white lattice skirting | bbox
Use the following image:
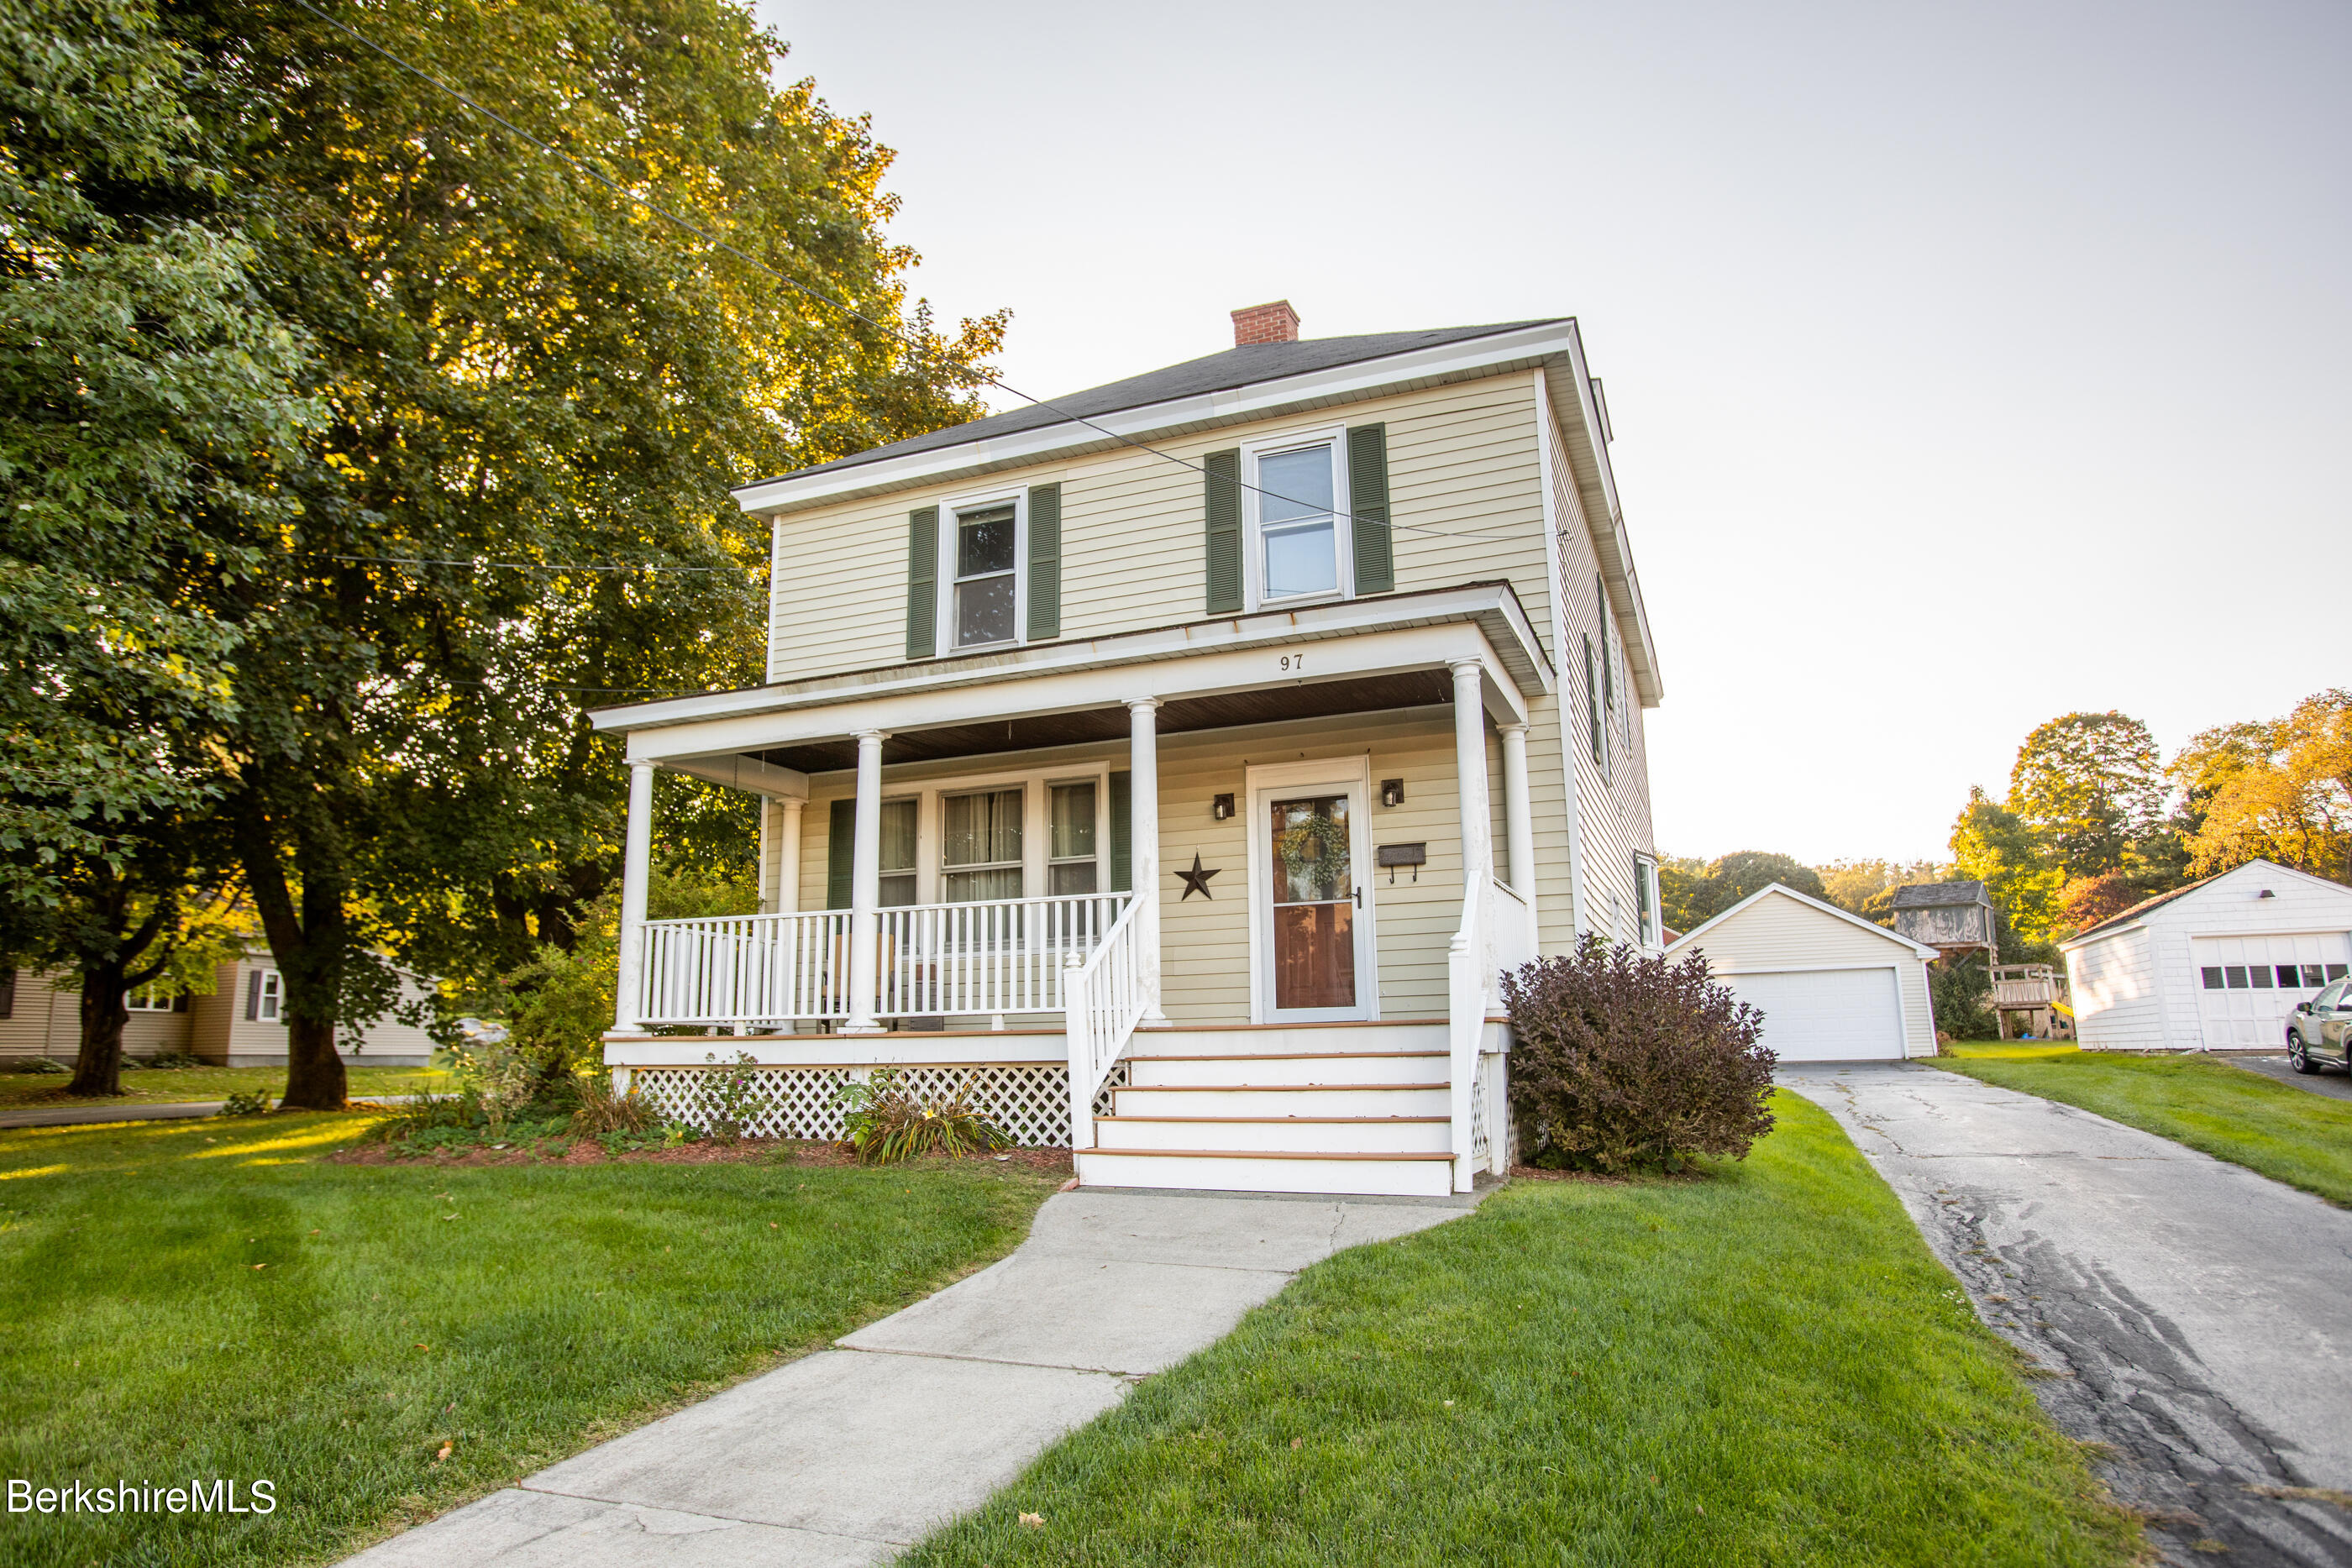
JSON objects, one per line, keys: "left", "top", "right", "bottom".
{"left": 628, "top": 1061, "right": 1130, "bottom": 1148}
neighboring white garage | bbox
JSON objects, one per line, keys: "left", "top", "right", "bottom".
{"left": 1666, "top": 884, "right": 1940, "bottom": 1061}
{"left": 2061, "top": 859, "right": 2352, "bottom": 1052}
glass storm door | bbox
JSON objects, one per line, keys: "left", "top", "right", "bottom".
{"left": 1266, "top": 792, "right": 1365, "bottom": 1019}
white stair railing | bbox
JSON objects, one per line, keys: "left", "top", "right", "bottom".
{"left": 1446, "top": 878, "right": 1485, "bottom": 1193}
{"left": 1064, "top": 894, "right": 1147, "bottom": 1151}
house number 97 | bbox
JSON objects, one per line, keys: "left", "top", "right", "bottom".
{"left": 1280, "top": 653, "right": 1305, "bottom": 672}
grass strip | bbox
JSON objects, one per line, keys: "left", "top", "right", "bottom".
{"left": 905, "top": 1091, "right": 2139, "bottom": 1567}
{"left": 0, "top": 1065, "right": 452, "bottom": 1111}
{"left": 0, "top": 1114, "right": 1058, "bottom": 1566}
{"left": 1934, "top": 1044, "right": 2352, "bottom": 1208}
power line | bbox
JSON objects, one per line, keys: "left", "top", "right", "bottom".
{"left": 282, "top": 0, "right": 1523, "bottom": 548}
{"left": 325, "top": 554, "right": 723, "bottom": 574}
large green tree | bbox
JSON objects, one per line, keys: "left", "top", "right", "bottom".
{"left": 1949, "top": 786, "right": 2064, "bottom": 952}
{"left": 2007, "top": 711, "right": 2167, "bottom": 883}
{"left": 174, "top": 0, "right": 1001, "bottom": 1107}
{"left": 2182, "top": 690, "right": 2352, "bottom": 882}
{"left": 0, "top": 0, "right": 313, "bottom": 1091}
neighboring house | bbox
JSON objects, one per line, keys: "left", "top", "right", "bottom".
{"left": 2061, "top": 860, "right": 2352, "bottom": 1051}
{"left": 590, "top": 303, "right": 1665, "bottom": 1195}
{"left": 0, "top": 949, "right": 437, "bottom": 1068}
{"left": 1666, "top": 884, "right": 1940, "bottom": 1061}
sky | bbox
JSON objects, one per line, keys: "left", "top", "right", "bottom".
{"left": 752, "top": 0, "right": 2350, "bottom": 864}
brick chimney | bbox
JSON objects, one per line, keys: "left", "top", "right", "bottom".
{"left": 1231, "top": 300, "right": 1300, "bottom": 347}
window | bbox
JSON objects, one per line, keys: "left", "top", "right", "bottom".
{"left": 950, "top": 503, "right": 1018, "bottom": 648}
{"left": 2223, "top": 965, "right": 2248, "bottom": 989}
{"left": 1583, "top": 634, "right": 1609, "bottom": 779}
{"left": 942, "top": 788, "right": 1023, "bottom": 902}
{"left": 0, "top": 967, "right": 14, "bottom": 1020}
{"left": 1635, "top": 855, "right": 1657, "bottom": 947}
{"left": 1048, "top": 781, "right": 1098, "bottom": 895}
{"left": 2249, "top": 965, "right": 2274, "bottom": 989}
{"left": 2318, "top": 981, "right": 2349, "bottom": 1011}
{"left": 248, "top": 968, "right": 283, "bottom": 1023}
{"left": 2305, "top": 963, "right": 2328, "bottom": 988}
{"left": 2201, "top": 967, "right": 2225, "bottom": 989}
{"left": 1243, "top": 431, "right": 1350, "bottom": 609}
{"left": 879, "top": 799, "right": 919, "bottom": 907}
{"left": 2330, "top": 964, "right": 2349, "bottom": 982}
{"left": 126, "top": 986, "right": 185, "bottom": 1013}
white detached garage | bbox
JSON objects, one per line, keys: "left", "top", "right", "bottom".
{"left": 1667, "top": 884, "right": 1940, "bottom": 1061}
{"left": 2061, "top": 859, "right": 2352, "bottom": 1051}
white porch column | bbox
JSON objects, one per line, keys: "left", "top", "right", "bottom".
{"left": 1451, "top": 662, "right": 1493, "bottom": 885}
{"left": 775, "top": 797, "right": 804, "bottom": 914}
{"left": 613, "top": 760, "right": 656, "bottom": 1032}
{"left": 1499, "top": 721, "right": 1536, "bottom": 916}
{"left": 843, "top": 730, "right": 887, "bottom": 1034}
{"left": 1127, "top": 698, "right": 1165, "bottom": 1023}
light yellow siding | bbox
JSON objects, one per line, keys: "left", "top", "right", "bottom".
{"left": 791, "top": 707, "right": 1486, "bottom": 1027}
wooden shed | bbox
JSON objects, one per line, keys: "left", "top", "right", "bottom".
{"left": 1667, "top": 884, "right": 1941, "bottom": 1061}
{"left": 1890, "top": 881, "right": 1998, "bottom": 962}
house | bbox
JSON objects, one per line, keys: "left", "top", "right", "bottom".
{"left": 587, "top": 304, "right": 1665, "bottom": 1195}
{"left": 1665, "top": 884, "right": 1940, "bottom": 1060}
{"left": 0, "top": 949, "right": 437, "bottom": 1068}
{"left": 2060, "top": 860, "right": 2352, "bottom": 1051}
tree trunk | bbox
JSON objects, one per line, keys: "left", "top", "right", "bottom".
{"left": 235, "top": 790, "right": 349, "bottom": 1111}
{"left": 281, "top": 1010, "right": 345, "bottom": 1109}
{"left": 67, "top": 960, "right": 132, "bottom": 1097}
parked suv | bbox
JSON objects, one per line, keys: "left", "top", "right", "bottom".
{"left": 2286, "top": 980, "right": 2352, "bottom": 1073}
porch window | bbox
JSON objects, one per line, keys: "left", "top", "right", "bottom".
{"left": 942, "top": 787, "right": 1023, "bottom": 902}
{"left": 1252, "top": 441, "right": 1341, "bottom": 602}
{"left": 1048, "top": 781, "right": 1099, "bottom": 895}
{"left": 879, "top": 798, "right": 919, "bottom": 907}
{"left": 952, "top": 504, "right": 1018, "bottom": 648}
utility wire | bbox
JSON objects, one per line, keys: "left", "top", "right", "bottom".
{"left": 325, "top": 554, "right": 723, "bottom": 574}
{"left": 284, "top": 0, "right": 1525, "bottom": 548}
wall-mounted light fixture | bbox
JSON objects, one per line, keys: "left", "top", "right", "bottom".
{"left": 1210, "top": 793, "right": 1235, "bottom": 821}
{"left": 1380, "top": 779, "right": 1404, "bottom": 808}
{"left": 2257, "top": 888, "right": 2276, "bottom": 899}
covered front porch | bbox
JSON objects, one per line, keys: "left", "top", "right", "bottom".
{"left": 591, "top": 584, "right": 1551, "bottom": 1193}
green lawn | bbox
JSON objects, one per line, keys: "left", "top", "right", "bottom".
{"left": 905, "top": 1092, "right": 2140, "bottom": 1568}
{"left": 0, "top": 1064, "right": 450, "bottom": 1111}
{"left": 0, "top": 1114, "right": 1059, "bottom": 1567}
{"left": 1935, "top": 1044, "right": 2352, "bottom": 1208}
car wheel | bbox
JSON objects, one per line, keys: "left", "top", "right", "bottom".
{"left": 2287, "top": 1035, "right": 2316, "bottom": 1074}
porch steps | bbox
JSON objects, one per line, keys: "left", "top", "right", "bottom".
{"left": 1076, "top": 1023, "right": 1463, "bottom": 1198}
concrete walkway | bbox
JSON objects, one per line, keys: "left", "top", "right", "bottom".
{"left": 2229, "top": 1054, "right": 2352, "bottom": 1104}
{"left": 342, "top": 1187, "right": 1476, "bottom": 1567}
{"left": 1780, "top": 1064, "right": 2352, "bottom": 1568}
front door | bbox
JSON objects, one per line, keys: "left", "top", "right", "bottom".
{"left": 1252, "top": 773, "right": 1376, "bottom": 1023}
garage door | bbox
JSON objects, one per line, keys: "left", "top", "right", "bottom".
{"left": 2192, "top": 933, "right": 2352, "bottom": 1050}
{"left": 1724, "top": 967, "right": 1905, "bottom": 1062}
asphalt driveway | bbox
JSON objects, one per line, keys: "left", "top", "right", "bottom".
{"left": 2229, "top": 1054, "right": 2352, "bottom": 1104}
{"left": 1780, "top": 1063, "right": 2352, "bottom": 1568}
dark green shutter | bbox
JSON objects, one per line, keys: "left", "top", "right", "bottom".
{"left": 1346, "top": 424, "right": 1394, "bottom": 594}
{"left": 1026, "top": 484, "right": 1061, "bottom": 641}
{"left": 826, "top": 799, "right": 855, "bottom": 910}
{"left": 1583, "top": 635, "right": 1604, "bottom": 768}
{"left": 1203, "top": 449, "right": 1242, "bottom": 614}
{"left": 1108, "top": 770, "right": 1132, "bottom": 892}
{"left": 905, "top": 506, "right": 938, "bottom": 659}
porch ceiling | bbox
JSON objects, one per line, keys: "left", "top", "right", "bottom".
{"left": 741, "top": 669, "right": 1453, "bottom": 774}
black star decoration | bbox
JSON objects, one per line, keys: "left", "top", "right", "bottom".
{"left": 1175, "top": 851, "right": 1221, "bottom": 900}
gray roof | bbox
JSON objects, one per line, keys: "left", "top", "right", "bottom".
{"left": 748, "top": 320, "right": 1565, "bottom": 489}
{"left": 1889, "top": 880, "right": 1989, "bottom": 909}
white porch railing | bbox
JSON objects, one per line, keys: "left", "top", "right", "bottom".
{"left": 1063, "top": 894, "right": 1148, "bottom": 1151}
{"left": 633, "top": 893, "right": 1131, "bottom": 1028}
{"left": 638, "top": 910, "right": 853, "bottom": 1025}
{"left": 879, "top": 894, "right": 1130, "bottom": 1019}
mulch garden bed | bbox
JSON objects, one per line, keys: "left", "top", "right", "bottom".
{"left": 329, "top": 1136, "right": 1075, "bottom": 1173}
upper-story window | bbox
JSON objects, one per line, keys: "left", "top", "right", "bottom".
{"left": 950, "top": 503, "right": 1019, "bottom": 648}
{"left": 1244, "top": 428, "right": 1351, "bottom": 610}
